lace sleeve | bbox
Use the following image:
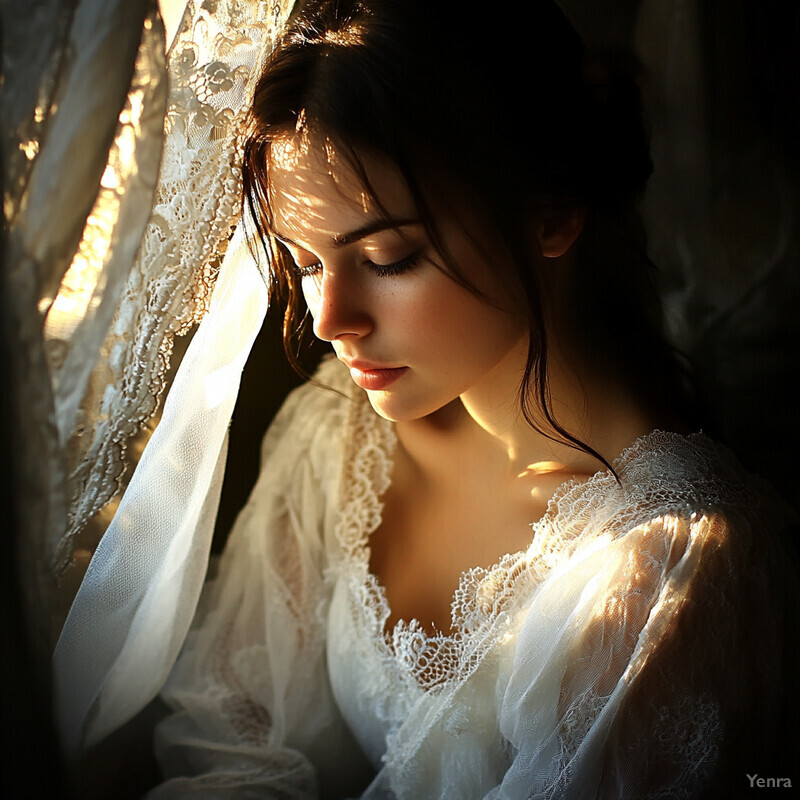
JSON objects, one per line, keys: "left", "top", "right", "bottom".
{"left": 148, "top": 360, "right": 373, "bottom": 799}
{"left": 493, "top": 502, "right": 791, "bottom": 799}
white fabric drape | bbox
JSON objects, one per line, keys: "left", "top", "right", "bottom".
{"left": 2, "top": 0, "right": 166, "bottom": 664}
{"left": 0, "top": 0, "right": 292, "bottom": 759}
{"left": 54, "top": 221, "right": 269, "bottom": 755}
{"left": 61, "top": 0, "right": 295, "bottom": 581}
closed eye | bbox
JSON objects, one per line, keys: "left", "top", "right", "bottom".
{"left": 293, "top": 251, "right": 422, "bottom": 280}
{"left": 365, "top": 252, "right": 421, "bottom": 277}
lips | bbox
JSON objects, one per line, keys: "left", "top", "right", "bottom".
{"left": 342, "top": 359, "right": 409, "bottom": 391}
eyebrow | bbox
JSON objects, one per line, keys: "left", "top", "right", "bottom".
{"left": 272, "top": 217, "right": 420, "bottom": 249}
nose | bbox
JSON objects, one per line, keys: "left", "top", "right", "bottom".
{"left": 309, "top": 267, "right": 373, "bottom": 342}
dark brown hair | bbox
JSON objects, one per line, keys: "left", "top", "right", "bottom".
{"left": 242, "top": 0, "right": 693, "bottom": 467}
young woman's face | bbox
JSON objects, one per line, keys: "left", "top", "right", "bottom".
{"left": 267, "top": 135, "right": 527, "bottom": 422}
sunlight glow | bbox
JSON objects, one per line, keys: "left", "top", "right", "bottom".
{"left": 44, "top": 83, "right": 146, "bottom": 341}
{"left": 20, "top": 139, "right": 39, "bottom": 160}
{"left": 321, "top": 24, "right": 365, "bottom": 48}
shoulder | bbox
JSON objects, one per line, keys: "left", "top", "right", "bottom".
{"left": 604, "top": 430, "right": 769, "bottom": 519}
{"left": 216, "top": 357, "right": 356, "bottom": 570}
{"left": 238, "top": 356, "right": 359, "bottom": 514}
{"left": 613, "top": 430, "right": 799, "bottom": 550}
{"left": 614, "top": 431, "right": 761, "bottom": 518}
{"left": 530, "top": 432, "right": 799, "bottom": 786}
{"left": 537, "top": 430, "right": 790, "bottom": 566}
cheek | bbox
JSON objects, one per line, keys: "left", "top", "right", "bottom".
{"left": 413, "top": 278, "right": 523, "bottom": 362}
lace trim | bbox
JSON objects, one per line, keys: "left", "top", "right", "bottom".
{"left": 335, "top": 384, "right": 396, "bottom": 561}
{"left": 334, "top": 393, "right": 547, "bottom": 690}
{"left": 334, "top": 393, "right": 752, "bottom": 691}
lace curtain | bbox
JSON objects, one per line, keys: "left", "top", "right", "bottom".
{"left": 63, "top": 0, "right": 295, "bottom": 599}
{"left": 2, "top": 0, "right": 294, "bottom": 765}
{"left": 3, "top": 0, "right": 167, "bottom": 665}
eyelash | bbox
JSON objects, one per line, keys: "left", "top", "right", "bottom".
{"left": 293, "top": 253, "right": 420, "bottom": 280}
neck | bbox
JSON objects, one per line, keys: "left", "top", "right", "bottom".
{"left": 457, "top": 336, "right": 588, "bottom": 475}
{"left": 408, "top": 334, "right": 659, "bottom": 480}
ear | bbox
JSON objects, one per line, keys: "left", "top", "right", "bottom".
{"left": 538, "top": 209, "right": 586, "bottom": 258}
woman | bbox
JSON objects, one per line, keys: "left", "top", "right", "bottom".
{"left": 147, "top": 1, "right": 797, "bottom": 797}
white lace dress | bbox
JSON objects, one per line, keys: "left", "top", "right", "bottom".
{"left": 148, "top": 357, "right": 794, "bottom": 799}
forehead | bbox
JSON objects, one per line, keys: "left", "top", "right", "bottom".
{"left": 267, "top": 134, "right": 416, "bottom": 243}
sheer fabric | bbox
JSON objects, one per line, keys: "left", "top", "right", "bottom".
{"left": 150, "top": 358, "right": 794, "bottom": 798}
{"left": 54, "top": 222, "right": 269, "bottom": 754}
{"left": 2, "top": 0, "right": 293, "bottom": 648}
{"left": 63, "top": 0, "right": 295, "bottom": 571}
{"left": 44, "top": 0, "right": 295, "bottom": 756}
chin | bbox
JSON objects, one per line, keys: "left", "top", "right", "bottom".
{"left": 365, "top": 391, "right": 445, "bottom": 424}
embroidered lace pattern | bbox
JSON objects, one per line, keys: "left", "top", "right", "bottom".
{"left": 3, "top": 1, "right": 169, "bottom": 636}
{"left": 148, "top": 364, "right": 786, "bottom": 798}
{"left": 62, "top": 0, "right": 295, "bottom": 569}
